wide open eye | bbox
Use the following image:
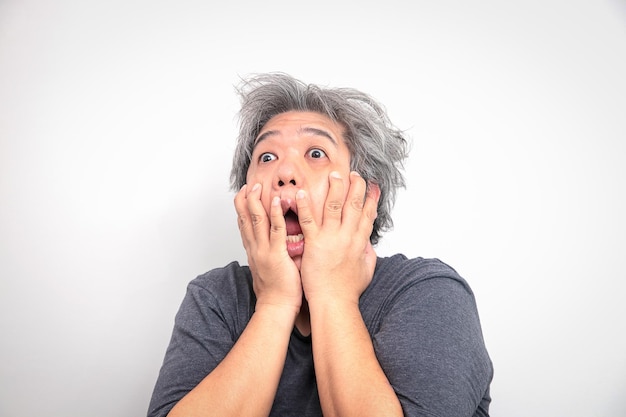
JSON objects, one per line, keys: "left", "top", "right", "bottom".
{"left": 307, "top": 148, "right": 327, "bottom": 159}
{"left": 259, "top": 152, "right": 277, "bottom": 163}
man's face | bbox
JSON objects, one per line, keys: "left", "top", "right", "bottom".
{"left": 246, "top": 111, "right": 352, "bottom": 264}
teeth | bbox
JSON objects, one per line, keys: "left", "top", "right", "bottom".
{"left": 286, "top": 234, "right": 304, "bottom": 243}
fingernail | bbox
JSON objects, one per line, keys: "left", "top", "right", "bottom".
{"left": 272, "top": 196, "right": 280, "bottom": 206}
{"left": 296, "top": 189, "right": 306, "bottom": 199}
{"left": 330, "top": 171, "right": 341, "bottom": 179}
{"left": 351, "top": 171, "right": 361, "bottom": 177}
{"left": 252, "top": 183, "right": 261, "bottom": 192}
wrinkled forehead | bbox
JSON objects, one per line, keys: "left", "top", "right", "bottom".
{"left": 254, "top": 126, "right": 339, "bottom": 149}
{"left": 252, "top": 111, "right": 348, "bottom": 149}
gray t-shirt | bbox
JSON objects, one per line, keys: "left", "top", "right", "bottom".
{"left": 148, "top": 254, "right": 493, "bottom": 417}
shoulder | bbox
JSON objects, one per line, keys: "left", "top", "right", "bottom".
{"left": 188, "top": 261, "right": 253, "bottom": 297}
{"left": 177, "top": 261, "right": 255, "bottom": 325}
{"left": 370, "top": 253, "right": 473, "bottom": 295}
{"left": 367, "top": 255, "right": 493, "bottom": 416}
{"left": 361, "top": 254, "right": 478, "bottom": 332}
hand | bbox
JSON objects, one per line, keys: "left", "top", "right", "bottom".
{"left": 296, "top": 171, "right": 380, "bottom": 305}
{"left": 234, "top": 183, "right": 302, "bottom": 312}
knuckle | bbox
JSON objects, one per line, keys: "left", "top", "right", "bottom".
{"left": 350, "top": 196, "right": 364, "bottom": 211}
{"left": 270, "top": 223, "right": 283, "bottom": 234}
{"left": 299, "top": 214, "right": 315, "bottom": 226}
{"left": 237, "top": 214, "right": 247, "bottom": 230}
{"left": 326, "top": 200, "right": 343, "bottom": 212}
{"left": 368, "top": 207, "right": 378, "bottom": 221}
{"left": 250, "top": 213, "right": 264, "bottom": 226}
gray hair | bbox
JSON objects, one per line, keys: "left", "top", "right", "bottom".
{"left": 230, "top": 73, "right": 409, "bottom": 245}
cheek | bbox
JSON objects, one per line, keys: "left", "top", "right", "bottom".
{"left": 316, "top": 179, "right": 350, "bottom": 220}
{"left": 245, "top": 166, "right": 255, "bottom": 185}
{"left": 245, "top": 167, "right": 268, "bottom": 189}
{"left": 308, "top": 183, "right": 331, "bottom": 222}
{"left": 245, "top": 170, "right": 273, "bottom": 213}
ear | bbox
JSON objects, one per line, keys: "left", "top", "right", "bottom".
{"left": 367, "top": 182, "right": 381, "bottom": 203}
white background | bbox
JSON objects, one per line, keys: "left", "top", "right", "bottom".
{"left": 1, "top": 1, "right": 625, "bottom": 416}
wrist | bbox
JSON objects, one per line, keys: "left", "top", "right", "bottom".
{"left": 306, "top": 293, "right": 361, "bottom": 317}
{"left": 305, "top": 284, "right": 361, "bottom": 306}
{"left": 254, "top": 301, "right": 300, "bottom": 331}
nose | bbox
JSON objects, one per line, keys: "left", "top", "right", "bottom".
{"left": 275, "top": 156, "right": 300, "bottom": 188}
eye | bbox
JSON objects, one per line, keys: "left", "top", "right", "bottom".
{"left": 307, "top": 148, "right": 327, "bottom": 159}
{"left": 259, "top": 152, "right": 277, "bottom": 163}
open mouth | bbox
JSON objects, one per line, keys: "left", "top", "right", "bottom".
{"left": 284, "top": 209, "right": 304, "bottom": 242}
{"left": 279, "top": 198, "right": 304, "bottom": 258}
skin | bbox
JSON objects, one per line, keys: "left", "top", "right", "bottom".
{"left": 168, "top": 111, "right": 403, "bottom": 417}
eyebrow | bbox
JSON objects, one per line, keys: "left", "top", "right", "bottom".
{"left": 254, "top": 127, "right": 338, "bottom": 147}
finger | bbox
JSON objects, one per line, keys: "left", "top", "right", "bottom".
{"left": 323, "top": 170, "right": 345, "bottom": 228}
{"left": 365, "top": 183, "right": 381, "bottom": 220}
{"left": 342, "top": 171, "right": 368, "bottom": 228}
{"left": 246, "top": 183, "right": 270, "bottom": 244}
{"left": 234, "top": 184, "right": 253, "bottom": 248}
{"left": 358, "top": 183, "right": 381, "bottom": 239}
{"left": 295, "top": 189, "right": 317, "bottom": 238}
{"left": 269, "top": 195, "right": 287, "bottom": 248}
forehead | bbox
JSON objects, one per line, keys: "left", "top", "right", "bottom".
{"left": 255, "top": 111, "right": 346, "bottom": 145}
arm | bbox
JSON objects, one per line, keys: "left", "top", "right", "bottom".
{"left": 372, "top": 271, "right": 493, "bottom": 417}
{"left": 161, "top": 183, "right": 303, "bottom": 417}
{"left": 308, "top": 297, "right": 402, "bottom": 417}
{"left": 167, "top": 303, "right": 297, "bottom": 417}
{"left": 297, "top": 171, "right": 404, "bottom": 417}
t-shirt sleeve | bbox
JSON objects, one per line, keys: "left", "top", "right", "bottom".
{"left": 147, "top": 280, "right": 241, "bottom": 417}
{"left": 372, "top": 275, "right": 492, "bottom": 417}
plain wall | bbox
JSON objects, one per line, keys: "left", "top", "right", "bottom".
{"left": 1, "top": 0, "right": 625, "bottom": 416}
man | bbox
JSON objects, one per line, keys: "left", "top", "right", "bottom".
{"left": 148, "top": 73, "right": 493, "bottom": 417}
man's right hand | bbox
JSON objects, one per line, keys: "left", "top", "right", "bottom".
{"left": 234, "top": 183, "right": 303, "bottom": 313}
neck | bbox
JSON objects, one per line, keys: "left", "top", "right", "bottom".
{"left": 295, "top": 300, "right": 311, "bottom": 336}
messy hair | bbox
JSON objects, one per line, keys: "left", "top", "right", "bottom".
{"left": 230, "top": 73, "right": 409, "bottom": 245}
